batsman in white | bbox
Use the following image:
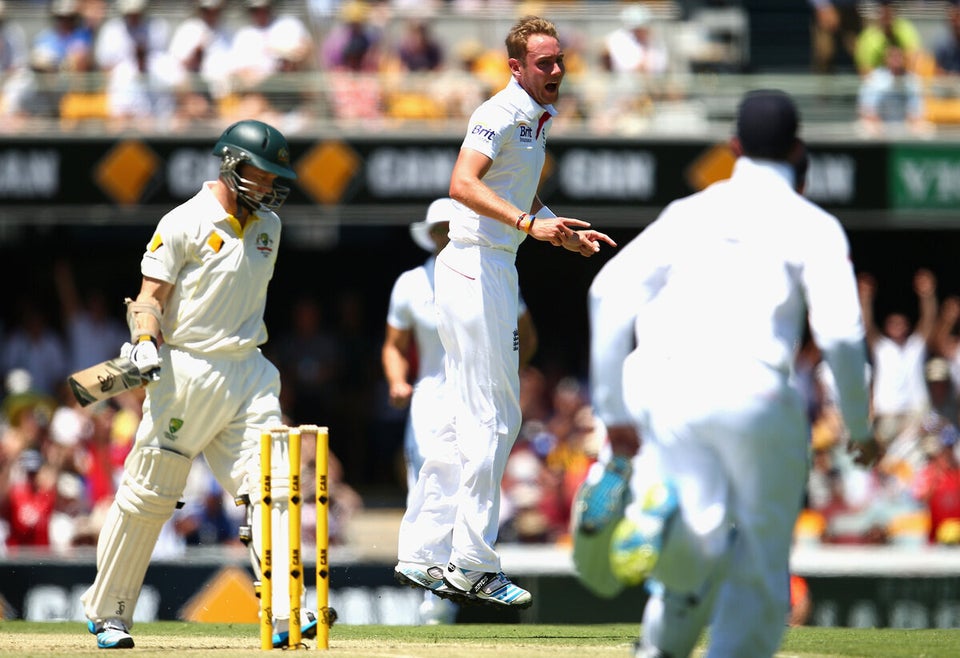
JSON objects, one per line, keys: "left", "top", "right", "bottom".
{"left": 578, "top": 89, "right": 880, "bottom": 657}
{"left": 392, "top": 15, "right": 615, "bottom": 610}
{"left": 80, "top": 120, "right": 316, "bottom": 650}
{"left": 384, "top": 198, "right": 538, "bottom": 622}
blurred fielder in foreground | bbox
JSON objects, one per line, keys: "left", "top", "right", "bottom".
{"left": 576, "top": 89, "right": 878, "bottom": 657}
{"left": 394, "top": 15, "right": 615, "bottom": 610}
{"left": 383, "top": 197, "right": 538, "bottom": 623}
{"left": 80, "top": 120, "right": 316, "bottom": 649}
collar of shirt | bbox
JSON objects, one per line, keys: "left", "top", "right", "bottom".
{"left": 732, "top": 156, "right": 795, "bottom": 190}
{"left": 503, "top": 77, "right": 557, "bottom": 124}
{"left": 201, "top": 181, "right": 260, "bottom": 235}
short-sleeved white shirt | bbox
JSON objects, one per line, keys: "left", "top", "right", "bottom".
{"left": 451, "top": 78, "right": 556, "bottom": 253}
{"left": 140, "top": 182, "right": 280, "bottom": 354}
{"left": 386, "top": 256, "right": 445, "bottom": 388}
{"left": 871, "top": 333, "right": 929, "bottom": 415}
{"left": 386, "top": 254, "right": 532, "bottom": 387}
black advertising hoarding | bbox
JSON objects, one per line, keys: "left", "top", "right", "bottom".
{"left": 0, "top": 136, "right": 891, "bottom": 217}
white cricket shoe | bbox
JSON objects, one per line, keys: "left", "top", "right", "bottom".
{"left": 443, "top": 564, "right": 533, "bottom": 609}
{"left": 87, "top": 618, "right": 134, "bottom": 649}
{"left": 394, "top": 561, "right": 472, "bottom": 605}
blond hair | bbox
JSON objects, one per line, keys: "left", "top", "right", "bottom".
{"left": 505, "top": 15, "right": 559, "bottom": 61}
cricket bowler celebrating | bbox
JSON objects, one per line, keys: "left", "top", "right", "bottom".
{"left": 393, "top": 15, "right": 616, "bottom": 609}
{"left": 80, "top": 120, "right": 315, "bottom": 649}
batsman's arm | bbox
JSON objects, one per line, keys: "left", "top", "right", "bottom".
{"left": 126, "top": 276, "right": 171, "bottom": 344}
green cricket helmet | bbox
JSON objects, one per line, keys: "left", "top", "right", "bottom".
{"left": 212, "top": 119, "right": 296, "bottom": 211}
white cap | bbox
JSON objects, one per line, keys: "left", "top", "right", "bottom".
{"left": 409, "top": 197, "right": 458, "bottom": 252}
{"left": 621, "top": 4, "right": 652, "bottom": 29}
{"left": 117, "top": 0, "right": 148, "bottom": 14}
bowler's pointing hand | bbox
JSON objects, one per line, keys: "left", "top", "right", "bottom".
{"left": 563, "top": 229, "right": 617, "bottom": 257}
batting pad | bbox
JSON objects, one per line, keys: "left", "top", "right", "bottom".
{"left": 81, "top": 447, "right": 192, "bottom": 627}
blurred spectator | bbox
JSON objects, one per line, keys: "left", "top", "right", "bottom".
{"left": 934, "top": 1, "right": 960, "bottom": 76}
{"left": 320, "top": 0, "right": 382, "bottom": 72}
{"left": 1, "top": 449, "right": 56, "bottom": 548}
{"left": 858, "top": 269, "right": 938, "bottom": 450}
{"left": 393, "top": 18, "right": 443, "bottom": 72}
{"left": 499, "top": 422, "right": 565, "bottom": 544}
{"left": 228, "top": 0, "right": 312, "bottom": 89}
{"left": 857, "top": 44, "right": 932, "bottom": 139}
{"left": 0, "top": 1, "right": 28, "bottom": 77}
{"left": 809, "top": 0, "right": 862, "bottom": 73}
{"left": 48, "top": 470, "right": 88, "bottom": 553}
{"left": 167, "top": 0, "right": 234, "bottom": 110}
{"left": 925, "top": 356, "right": 958, "bottom": 427}
{"left": 1, "top": 299, "right": 68, "bottom": 398}
{"left": 103, "top": 38, "right": 187, "bottom": 130}
{"left": 94, "top": 0, "right": 169, "bottom": 73}
{"left": 601, "top": 3, "right": 669, "bottom": 76}
{"left": 911, "top": 424, "right": 960, "bottom": 544}
{"left": 224, "top": 0, "right": 313, "bottom": 125}
{"left": 0, "top": 44, "right": 63, "bottom": 122}
{"left": 53, "top": 259, "right": 127, "bottom": 374}
{"left": 31, "top": 0, "right": 95, "bottom": 73}
{"left": 854, "top": 0, "right": 923, "bottom": 76}
{"left": 545, "top": 404, "right": 602, "bottom": 533}
{"left": 933, "top": 295, "right": 960, "bottom": 410}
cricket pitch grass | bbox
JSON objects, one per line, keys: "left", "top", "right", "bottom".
{"left": 1, "top": 622, "right": 958, "bottom": 657}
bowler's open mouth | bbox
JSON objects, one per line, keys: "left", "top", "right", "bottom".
{"left": 546, "top": 82, "right": 559, "bottom": 93}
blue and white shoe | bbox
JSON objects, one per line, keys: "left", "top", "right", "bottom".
{"left": 87, "top": 619, "right": 134, "bottom": 649}
{"left": 573, "top": 455, "right": 632, "bottom": 535}
{"left": 394, "top": 561, "right": 473, "bottom": 605}
{"left": 443, "top": 564, "right": 532, "bottom": 609}
{"left": 271, "top": 609, "right": 319, "bottom": 648}
{"left": 610, "top": 480, "right": 678, "bottom": 587}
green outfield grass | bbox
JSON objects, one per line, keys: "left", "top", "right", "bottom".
{"left": 0, "top": 622, "right": 958, "bottom": 657}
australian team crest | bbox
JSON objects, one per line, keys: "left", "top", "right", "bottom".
{"left": 277, "top": 147, "right": 290, "bottom": 165}
{"left": 256, "top": 232, "right": 274, "bottom": 257}
{"left": 164, "top": 418, "right": 184, "bottom": 441}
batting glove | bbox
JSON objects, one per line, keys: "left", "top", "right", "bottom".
{"left": 121, "top": 339, "right": 162, "bottom": 381}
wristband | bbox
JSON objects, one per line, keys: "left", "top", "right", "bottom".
{"left": 515, "top": 213, "right": 536, "bottom": 234}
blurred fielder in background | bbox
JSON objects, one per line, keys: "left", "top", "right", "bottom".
{"left": 394, "top": 15, "right": 615, "bottom": 610}
{"left": 383, "top": 197, "right": 538, "bottom": 623}
{"left": 577, "top": 89, "right": 878, "bottom": 657}
{"left": 80, "top": 119, "right": 315, "bottom": 650}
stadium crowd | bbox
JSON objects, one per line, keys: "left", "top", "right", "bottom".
{"left": 3, "top": 254, "right": 960, "bottom": 556}
{"left": 0, "top": 1, "right": 960, "bottom": 134}
{"left": 3, "top": 1, "right": 960, "bottom": 557}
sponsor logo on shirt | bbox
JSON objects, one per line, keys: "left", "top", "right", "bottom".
{"left": 471, "top": 124, "right": 496, "bottom": 140}
{"left": 519, "top": 124, "right": 534, "bottom": 143}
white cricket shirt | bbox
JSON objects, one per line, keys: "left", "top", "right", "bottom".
{"left": 386, "top": 256, "right": 445, "bottom": 387}
{"left": 141, "top": 182, "right": 280, "bottom": 354}
{"left": 589, "top": 157, "right": 871, "bottom": 439}
{"left": 451, "top": 77, "right": 556, "bottom": 253}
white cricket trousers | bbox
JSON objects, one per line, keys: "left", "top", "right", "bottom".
{"left": 397, "top": 242, "right": 522, "bottom": 573}
{"left": 631, "top": 363, "right": 809, "bottom": 658}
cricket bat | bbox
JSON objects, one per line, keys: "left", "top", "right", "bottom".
{"left": 67, "top": 356, "right": 148, "bottom": 407}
